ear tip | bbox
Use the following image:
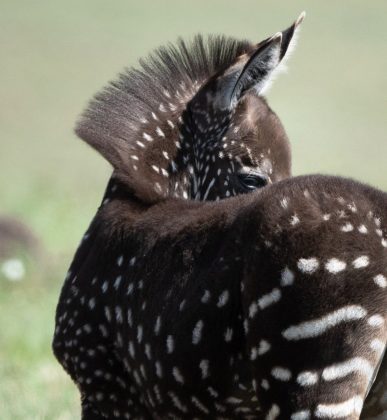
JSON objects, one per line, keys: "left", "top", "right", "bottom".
{"left": 296, "top": 11, "right": 306, "bottom": 26}
{"left": 271, "top": 32, "right": 283, "bottom": 42}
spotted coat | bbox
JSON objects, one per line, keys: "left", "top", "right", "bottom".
{"left": 53, "top": 13, "right": 386, "bottom": 420}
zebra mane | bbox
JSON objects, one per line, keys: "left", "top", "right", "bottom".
{"left": 75, "top": 35, "right": 254, "bottom": 202}
{"left": 75, "top": 34, "right": 252, "bottom": 156}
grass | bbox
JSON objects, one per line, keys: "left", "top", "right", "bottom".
{"left": 1, "top": 0, "right": 386, "bottom": 417}
{"left": 0, "top": 266, "right": 79, "bottom": 419}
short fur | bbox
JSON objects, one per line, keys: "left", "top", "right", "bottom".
{"left": 53, "top": 14, "right": 386, "bottom": 420}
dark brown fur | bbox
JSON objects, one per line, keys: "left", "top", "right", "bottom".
{"left": 53, "top": 14, "right": 386, "bottom": 420}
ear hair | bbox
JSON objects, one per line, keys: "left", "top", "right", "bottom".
{"left": 220, "top": 11, "right": 306, "bottom": 102}
{"left": 260, "top": 11, "right": 305, "bottom": 95}
{"left": 230, "top": 33, "right": 282, "bottom": 105}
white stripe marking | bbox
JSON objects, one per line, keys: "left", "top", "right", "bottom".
{"left": 322, "top": 357, "right": 373, "bottom": 382}
{"left": 291, "top": 410, "right": 311, "bottom": 420}
{"left": 282, "top": 305, "right": 367, "bottom": 341}
{"left": 202, "top": 178, "right": 216, "bottom": 201}
{"left": 315, "top": 395, "right": 363, "bottom": 418}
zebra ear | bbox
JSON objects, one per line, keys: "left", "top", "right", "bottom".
{"left": 229, "top": 32, "right": 283, "bottom": 104}
{"left": 221, "top": 12, "right": 305, "bottom": 108}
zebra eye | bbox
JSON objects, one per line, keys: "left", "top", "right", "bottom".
{"left": 238, "top": 173, "right": 268, "bottom": 190}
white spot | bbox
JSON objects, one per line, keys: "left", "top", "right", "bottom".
{"left": 290, "top": 214, "right": 300, "bottom": 225}
{"left": 214, "top": 287, "right": 230, "bottom": 307}
{"left": 282, "top": 305, "right": 367, "bottom": 340}
{"left": 297, "top": 371, "right": 318, "bottom": 386}
{"left": 199, "top": 359, "right": 209, "bottom": 379}
{"left": 137, "top": 325, "right": 143, "bottom": 343}
{"left": 172, "top": 366, "right": 184, "bottom": 383}
{"left": 341, "top": 223, "right": 354, "bottom": 232}
{"left": 249, "top": 302, "right": 258, "bottom": 318}
{"left": 166, "top": 335, "right": 174, "bottom": 353}
{"left": 156, "top": 127, "right": 165, "bottom": 138}
{"left": 266, "top": 403, "right": 280, "bottom": 420}
{"left": 297, "top": 258, "right": 319, "bottom": 274}
{"left": 352, "top": 255, "right": 369, "bottom": 269}
{"left": 374, "top": 274, "right": 387, "bottom": 288}
{"left": 322, "top": 357, "right": 373, "bottom": 382}
{"left": 250, "top": 347, "right": 258, "bottom": 360}
{"left": 201, "top": 290, "right": 211, "bottom": 303}
{"left": 192, "top": 320, "right": 204, "bottom": 345}
{"left": 191, "top": 396, "right": 210, "bottom": 414}
{"left": 280, "top": 197, "right": 289, "bottom": 209}
{"left": 207, "top": 386, "right": 218, "bottom": 398}
{"left": 143, "top": 132, "right": 153, "bottom": 142}
{"left": 358, "top": 225, "right": 368, "bottom": 234}
{"left": 370, "top": 338, "right": 385, "bottom": 355}
{"left": 128, "top": 341, "right": 135, "bottom": 358}
{"left": 368, "top": 314, "right": 384, "bottom": 327}
{"left": 258, "top": 288, "right": 281, "bottom": 310}
{"left": 325, "top": 258, "right": 347, "bottom": 274}
{"left": 281, "top": 267, "right": 295, "bottom": 286}
{"left": 145, "top": 343, "right": 152, "bottom": 360}
{"left": 226, "top": 397, "right": 243, "bottom": 404}
{"left": 258, "top": 339, "right": 271, "bottom": 355}
{"left": 291, "top": 410, "right": 311, "bottom": 420}
{"left": 155, "top": 361, "right": 163, "bottom": 378}
{"left": 224, "top": 328, "right": 233, "bottom": 342}
{"left": 323, "top": 214, "right": 331, "bottom": 221}
{"left": 168, "top": 392, "right": 187, "bottom": 413}
{"left": 261, "top": 379, "right": 270, "bottom": 390}
{"left": 136, "top": 140, "right": 145, "bottom": 148}
{"left": 271, "top": 367, "right": 292, "bottom": 381}
{"left": 315, "top": 395, "right": 363, "bottom": 418}
{"left": 115, "top": 306, "right": 123, "bottom": 323}
{"left": 117, "top": 255, "right": 123, "bottom": 266}
{"left": 162, "top": 151, "right": 169, "bottom": 160}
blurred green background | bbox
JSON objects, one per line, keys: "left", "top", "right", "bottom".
{"left": 1, "top": 0, "right": 386, "bottom": 418}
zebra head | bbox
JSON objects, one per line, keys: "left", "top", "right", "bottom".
{"left": 76, "top": 13, "right": 305, "bottom": 203}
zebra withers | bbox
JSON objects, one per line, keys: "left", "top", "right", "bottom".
{"left": 53, "top": 13, "right": 386, "bottom": 419}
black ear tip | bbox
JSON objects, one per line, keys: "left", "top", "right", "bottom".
{"left": 296, "top": 11, "right": 306, "bottom": 27}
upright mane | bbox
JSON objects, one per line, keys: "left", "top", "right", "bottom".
{"left": 76, "top": 34, "right": 252, "bottom": 155}
{"left": 75, "top": 35, "right": 254, "bottom": 202}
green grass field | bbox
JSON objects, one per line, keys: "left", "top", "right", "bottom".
{"left": 1, "top": 0, "right": 386, "bottom": 417}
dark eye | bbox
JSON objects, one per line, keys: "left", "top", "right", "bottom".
{"left": 238, "top": 173, "right": 268, "bottom": 191}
